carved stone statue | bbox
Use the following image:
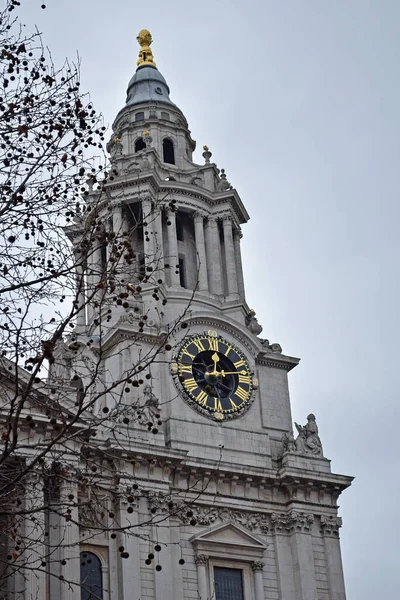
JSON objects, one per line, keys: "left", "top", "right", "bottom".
{"left": 48, "top": 338, "right": 72, "bottom": 382}
{"left": 245, "top": 309, "right": 263, "bottom": 335}
{"left": 294, "top": 414, "right": 323, "bottom": 456}
{"left": 138, "top": 385, "right": 161, "bottom": 428}
{"left": 282, "top": 431, "right": 296, "bottom": 452}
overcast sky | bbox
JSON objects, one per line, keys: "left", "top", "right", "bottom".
{"left": 19, "top": 1, "right": 400, "bottom": 597}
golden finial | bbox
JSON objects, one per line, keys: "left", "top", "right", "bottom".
{"left": 136, "top": 29, "right": 156, "bottom": 68}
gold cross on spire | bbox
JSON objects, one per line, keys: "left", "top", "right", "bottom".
{"left": 136, "top": 29, "right": 156, "bottom": 68}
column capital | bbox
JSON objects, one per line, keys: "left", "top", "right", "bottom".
{"left": 194, "top": 553, "right": 209, "bottom": 565}
{"left": 164, "top": 204, "right": 177, "bottom": 216}
{"left": 233, "top": 226, "right": 243, "bottom": 240}
{"left": 270, "top": 510, "right": 314, "bottom": 534}
{"left": 192, "top": 210, "right": 206, "bottom": 223}
{"left": 251, "top": 561, "right": 265, "bottom": 573}
{"left": 221, "top": 213, "right": 233, "bottom": 223}
{"left": 110, "top": 199, "right": 123, "bottom": 209}
{"left": 320, "top": 514, "right": 342, "bottom": 537}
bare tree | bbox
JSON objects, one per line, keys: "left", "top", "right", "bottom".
{"left": 0, "top": 3, "right": 206, "bottom": 598}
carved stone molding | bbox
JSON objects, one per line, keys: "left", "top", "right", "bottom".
{"left": 194, "top": 553, "right": 209, "bottom": 565}
{"left": 251, "top": 561, "right": 265, "bottom": 572}
{"left": 320, "top": 515, "right": 342, "bottom": 537}
{"left": 270, "top": 510, "right": 314, "bottom": 534}
{"left": 147, "top": 493, "right": 269, "bottom": 534}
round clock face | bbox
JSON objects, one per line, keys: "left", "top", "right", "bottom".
{"left": 173, "top": 331, "right": 254, "bottom": 421}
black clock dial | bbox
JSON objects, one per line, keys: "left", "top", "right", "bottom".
{"left": 173, "top": 332, "right": 254, "bottom": 420}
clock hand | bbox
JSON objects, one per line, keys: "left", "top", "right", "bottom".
{"left": 209, "top": 352, "right": 220, "bottom": 376}
{"left": 220, "top": 369, "right": 248, "bottom": 376}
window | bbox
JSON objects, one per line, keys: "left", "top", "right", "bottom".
{"left": 214, "top": 567, "right": 244, "bottom": 600}
{"left": 100, "top": 241, "right": 107, "bottom": 272}
{"left": 163, "top": 138, "right": 175, "bottom": 164}
{"left": 161, "top": 111, "right": 170, "bottom": 120}
{"left": 176, "top": 216, "right": 184, "bottom": 241}
{"left": 135, "top": 112, "right": 144, "bottom": 122}
{"left": 178, "top": 257, "right": 186, "bottom": 288}
{"left": 135, "top": 138, "right": 146, "bottom": 152}
{"left": 80, "top": 551, "right": 103, "bottom": 600}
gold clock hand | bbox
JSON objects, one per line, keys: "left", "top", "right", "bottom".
{"left": 220, "top": 369, "right": 248, "bottom": 376}
{"left": 210, "top": 352, "right": 220, "bottom": 375}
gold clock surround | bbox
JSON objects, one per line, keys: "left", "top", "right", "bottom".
{"left": 172, "top": 331, "right": 255, "bottom": 421}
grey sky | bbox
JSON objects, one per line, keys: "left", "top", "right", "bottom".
{"left": 20, "top": 1, "right": 400, "bottom": 597}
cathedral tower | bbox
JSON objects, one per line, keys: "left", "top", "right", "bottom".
{"left": 61, "top": 30, "right": 352, "bottom": 600}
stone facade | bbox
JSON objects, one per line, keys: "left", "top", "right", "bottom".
{"left": 0, "top": 30, "right": 352, "bottom": 600}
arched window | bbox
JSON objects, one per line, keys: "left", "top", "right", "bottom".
{"left": 163, "top": 138, "right": 175, "bottom": 164}
{"left": 80, "top": 551, "right": 103, "bottom": 600}
{"left": 135, "top": 137, "right": 146, "bottom": 152}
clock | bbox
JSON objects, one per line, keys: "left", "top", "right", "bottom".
{"left": 172, "top": 331, "right": 255, "bottom": 421}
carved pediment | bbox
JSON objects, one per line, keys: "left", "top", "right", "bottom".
{"left": 190, "top": 521, "right": 267, "bottom": 561}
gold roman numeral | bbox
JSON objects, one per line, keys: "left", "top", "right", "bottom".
{"left": 208, "top": 337, "right": 219, "bottom": 351}
{"left": 238, "top": 373, "right": 251, "bottom": 385}
{"left": 234, "top": 358, "right": 246, "bottom": 369}
{"left": 235, "top": 386, "right": 249, "bottom": 402}
{"left": 179, "top": 364, "right": 192, "bottom": 374}
{"left": 224, "top": 345, "right": 233, "bottom": 357}
{"left": 230, "top": 398, "right": 238, "bottom": 409}
{"left": 184, "top": 377, "right": 198, "bottom": 392}
{"left": 197, "top": 390, "right": 208, "bottom": 406}
{"left": 193, "top": 338, "right": 206, "bottom": 352}
{"left": 182, "top": 349, "right": 195, "bottom": 360}
{"left": 213, "top": 397, "right": 223, "bottom": 411}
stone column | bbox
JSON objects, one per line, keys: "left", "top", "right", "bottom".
{"left": 59, "top": 479, "right": 80, "bottom": 600}
{"left": 119, "top": 498, "right": 141, "bottom": 600}
{"left": 204, "top": 217, "right": 223, "bottom": 295}
{"left": 195, "top": 554, "right": 209, "bottom": 600}
{"left": 252, "top": 561, "right": 265, "bottom": 600}
{"left": 153, "top": 206, "right": 164, "bottom": 282}
{"left": 142, "top": 197, "right": 154, "bottom": 268}
{"left": 74, "top": 257, "right": 86, "bottom": 329}
{"left": 321, "top": 517, "right": 346, "bottom": 600}
{"left": 112, "top": 201, "right": 123, "bottom": 236}
{"left": 23, "top": 474, "right": 47, "bottom": 600}
{"left": 166, "top": 207, "right": 180, "bottom": 287}
{"left": 233, "top": 227, "right": 245, "bottom": 299}
{"left": 86, "top": 240, "right": 103, "bottom": 322}
{"left": 193, "top": 212, "right": 208, "bottom": 292}
{"left": 222, "top": 215, "right": 239, "bottom": 297}
{"left": 289, "top": 514, "right": 318, "bottom": 600}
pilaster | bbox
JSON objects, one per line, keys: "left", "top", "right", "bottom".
{"left": 119, "top": 496, "right": 141, "bottom": 600}
{"left": 320, "top": 516, "right": 346, "bottom": 600}
{"left": 153, "top": 516, "right": 174, "bottom": 600}
{"left": 59, "top": 479, "right": 80, "bottom": 600}
{"left": 271, "top": 511, "right": 317, "bottom": 600}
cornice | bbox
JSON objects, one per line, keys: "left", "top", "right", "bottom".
{"left": 256, "top": 354, "right": 300, "bottom": 372}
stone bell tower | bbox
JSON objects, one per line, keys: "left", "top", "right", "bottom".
{"left": 63, "top": 30, "right": 352, "bottom": 600}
